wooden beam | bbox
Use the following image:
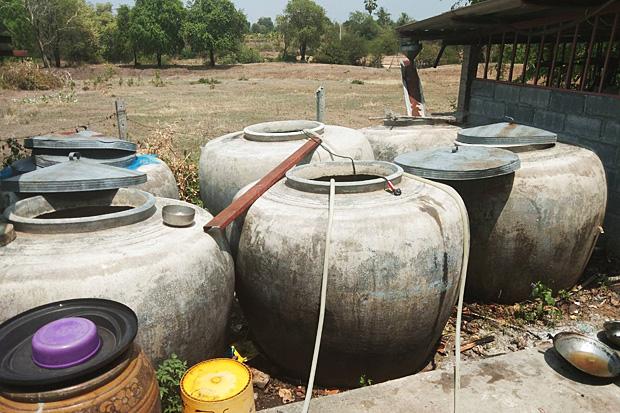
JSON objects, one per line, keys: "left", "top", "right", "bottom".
{"left": 204, "top": 137, "right": 322, "bottom": 231}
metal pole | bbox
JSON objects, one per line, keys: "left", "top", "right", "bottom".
{"left": 115, "top": 99, "right": 128, "bottom": 140}
{"left": 316, "top": 86, "right": 325, "bottom": 123}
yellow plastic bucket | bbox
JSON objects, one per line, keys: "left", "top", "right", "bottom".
{"left": 180, "top": 358, "right": 256, "bottom": 413}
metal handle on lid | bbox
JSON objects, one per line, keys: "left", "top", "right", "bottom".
{"left": 68, "top": 152, "right": 81, "bottom": 161}
{"left": 504, "top": 116, "right": 515, "bottom": 124}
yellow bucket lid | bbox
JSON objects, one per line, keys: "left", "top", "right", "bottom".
{"left": 180, "top": 358, "right": 251, "bottom": 402}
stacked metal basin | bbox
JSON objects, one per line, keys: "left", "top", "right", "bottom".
{"left": 0, "top": 130, "right": 179, "bottom": 213}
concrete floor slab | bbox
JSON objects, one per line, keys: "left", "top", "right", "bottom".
{"left": 261, "top": 345, "right": 620, "bottom": 413}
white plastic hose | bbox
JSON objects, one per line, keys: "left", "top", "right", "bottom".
{"left": 301, "top": 178, "right": 336, "bottom": 413}
{"left": 404, "top": 172, "right": 470, "bottom": 413}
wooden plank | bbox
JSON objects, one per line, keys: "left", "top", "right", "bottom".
{"left": 204, "top": 137, "right": 322, "bottom": 231}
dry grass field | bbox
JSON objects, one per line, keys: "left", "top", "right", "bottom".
{"left": 0, "top": 62, "right": 461, "bottom": 157}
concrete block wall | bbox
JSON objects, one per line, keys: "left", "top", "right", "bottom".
{"left": 468, "top": 79, "right": 620, "bottom": 257}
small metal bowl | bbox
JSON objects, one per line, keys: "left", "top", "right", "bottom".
{"left": 603, "top": 321, "right": 620, "bottom": 347}
{"left": 553, "top": 332, "right": 620, "bottom": 378}
{"left": 162, "top": 205, "right": 195, "bottom": 227}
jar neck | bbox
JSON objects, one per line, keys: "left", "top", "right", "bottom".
{"left": 285, "top": 161, "right": 403, "bottom": 194}
{"left": 243, "top": 120, "right": 324, "bottom": 142}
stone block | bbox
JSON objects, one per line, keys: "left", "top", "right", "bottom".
{"left": 602, "top": 120, "right": 620, "bottom": 145}
{"left": 505, "top": 104, "right": 535, "bottom": 124}
{"left": 532, "top": 110, "right": 565, "bottom": 133}
{"left": 469, "top": 97, "right": 505, "bottom": 120}
{"left": 471, "top": 80, "right": 494, "bottom": 98}
{"left": 585, "top": 94, "right": 620, "bottom": 119}
{"left": 494, "top": 83, "right": 520, "bottom": 103}
{"left": 519, "top": 87, "right": 551, "bottom": 108}
{"left": 549, "top": 91, "right": 585, "bottom": 114}
{"left": 564, "top": 114, "right": 602, "bottom": 140}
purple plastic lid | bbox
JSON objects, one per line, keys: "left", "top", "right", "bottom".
{"left": 31, "top": 317, "right": 101, "bottom": 369}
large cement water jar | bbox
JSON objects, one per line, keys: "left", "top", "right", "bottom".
{"left": 199, "top": 120, "right": 374, "bottom": 214}
{"left": 0, "top": 299, "right": 161, "bottom": 412}
{"left": 395, "top": 122, "right": 607, "bottom": 303}
{"left": 360, "top": 117, "right": 460, "bottom": 161}
{"left": 0, "top": 157, "right": 234, "bottom": 365}
{"left": 2, "top": 130, "right": 179, "bottom": 201}
{"left": 236, "top": 161, "right": 467, "bottom": 386}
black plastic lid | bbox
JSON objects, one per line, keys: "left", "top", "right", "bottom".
{"left": 394, "top": 145, "right": 520, "bottom": 180}
{"left": 0, "top": 298, "right": 138, "bottom": 387}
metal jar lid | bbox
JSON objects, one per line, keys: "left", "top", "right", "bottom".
{"left": 25, "top": 131, "right": 137, "bottom": 153}
{"left": 0, "top": 152, "right": 147, "bottom": 193}
{"left": 394, "top": 145, "right": 520, "bottom": 180}
{"left": 33, "top": 152, "right": 137, "bottom": 168}
{"left": 457, "top": 122, "right": 557, "bottom": 147}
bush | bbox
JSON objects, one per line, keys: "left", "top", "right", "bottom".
{"left": 0, "top": 60, "right": 71, "bottom": 90}
{"left": 314, "top": 33, "right": 368, "bottom": 66}
{"left": 138, "top": 125, "right": 202, "bottom": 206}
{"left": 236, "top": 45, "right": 263, "bottom": 64}
{"left": 156, "top": 354, "right": 187, "bottom": 413}
{"left": 277, "top": 52, "right": 298, "bottom": 62}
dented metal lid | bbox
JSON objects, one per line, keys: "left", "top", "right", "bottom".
{"left": 25, "top": 131, "right": 136, "bottom": 153}
{"left": 457, "top": 122, "right": 557, "bottom": 147}
{"left": 394, "top": 145, "right": 520, "bottom": 180}
{"left": 0, "top": 153, "right": 146, "bottom": 193}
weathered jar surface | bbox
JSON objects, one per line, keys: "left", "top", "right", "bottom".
{"left": 451, "top": 143, "right": 607, "bottom": 303}
{"left": 360, "top": 120, "right": 460, "bottom": 161}
{"left": 0, "top": 190, "right": 234, "bottom": 365}
{"left": 236, "top": 161, "right": 466, "bottom": 386}
{"left": 199, "top": 120, "right": 374, "bottom": 214}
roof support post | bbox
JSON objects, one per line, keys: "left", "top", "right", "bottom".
{"left": 456, "top": 43, "right": 481, "bottom": 124}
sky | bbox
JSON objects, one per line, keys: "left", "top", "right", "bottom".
{"left": 106, "top": 1, "right": 454, "bottom": 23}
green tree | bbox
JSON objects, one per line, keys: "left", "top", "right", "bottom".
{"left": 182, "top": 0, "right": 248, "bottom": 67}
{"left": 0, "top": 0, "right": 98, "bottom": 67}
{"left": 314, "top": 22, "right": 368, "bottom": 66}
{"left": 251, "top": 17, "right": 274, "bottom": 34}
{"left": 277, "top": 0, "right": 327, "bottom": 62}
{"left": 344, "top": 11, "right": 380, "bottom": 41}
{"left": 364, "top": 0, "right": 377, "bottom": 15}
{"left": 129, "top": 0, "right": 185, "bottom": 67}
{"left": 395, "top": 12, "right": 413, "bottom": 27}
{"left": 376, "top": 7, "right": 392, "bottom": 27}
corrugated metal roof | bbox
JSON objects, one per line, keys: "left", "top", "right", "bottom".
{"left": 398, "top": 0, "right": 618, "bottom": 44}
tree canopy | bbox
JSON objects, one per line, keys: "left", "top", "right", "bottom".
{"left": 129, "top": 0, "right": 185, "bottom": 67}
{"left": 182, "top": 0, "right": 248, "bottom": 66}
{"left": 251, "top": 17, "right": 274, "bottom": 34}
{"left": 277, "top": 0, "right": 327, "bottom": 62}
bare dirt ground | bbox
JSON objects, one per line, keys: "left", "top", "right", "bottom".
{"left": 0, "top": 62, "right": 460, "bottom": 158}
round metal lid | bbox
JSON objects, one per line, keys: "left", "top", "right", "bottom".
{"left": 33, "top": 152, "right": 137, "bottom": 168}
{"left": 394, "top": 145, "right": 520, "bottom": 180}
{"left": 457, "top": 122, "right": 557, "bottom": 147}
{"left": 0, "top": 153, "right": 147, "bottom": 193}
{"left": 25, "top": 131, "right": 136, "bottom": 153}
